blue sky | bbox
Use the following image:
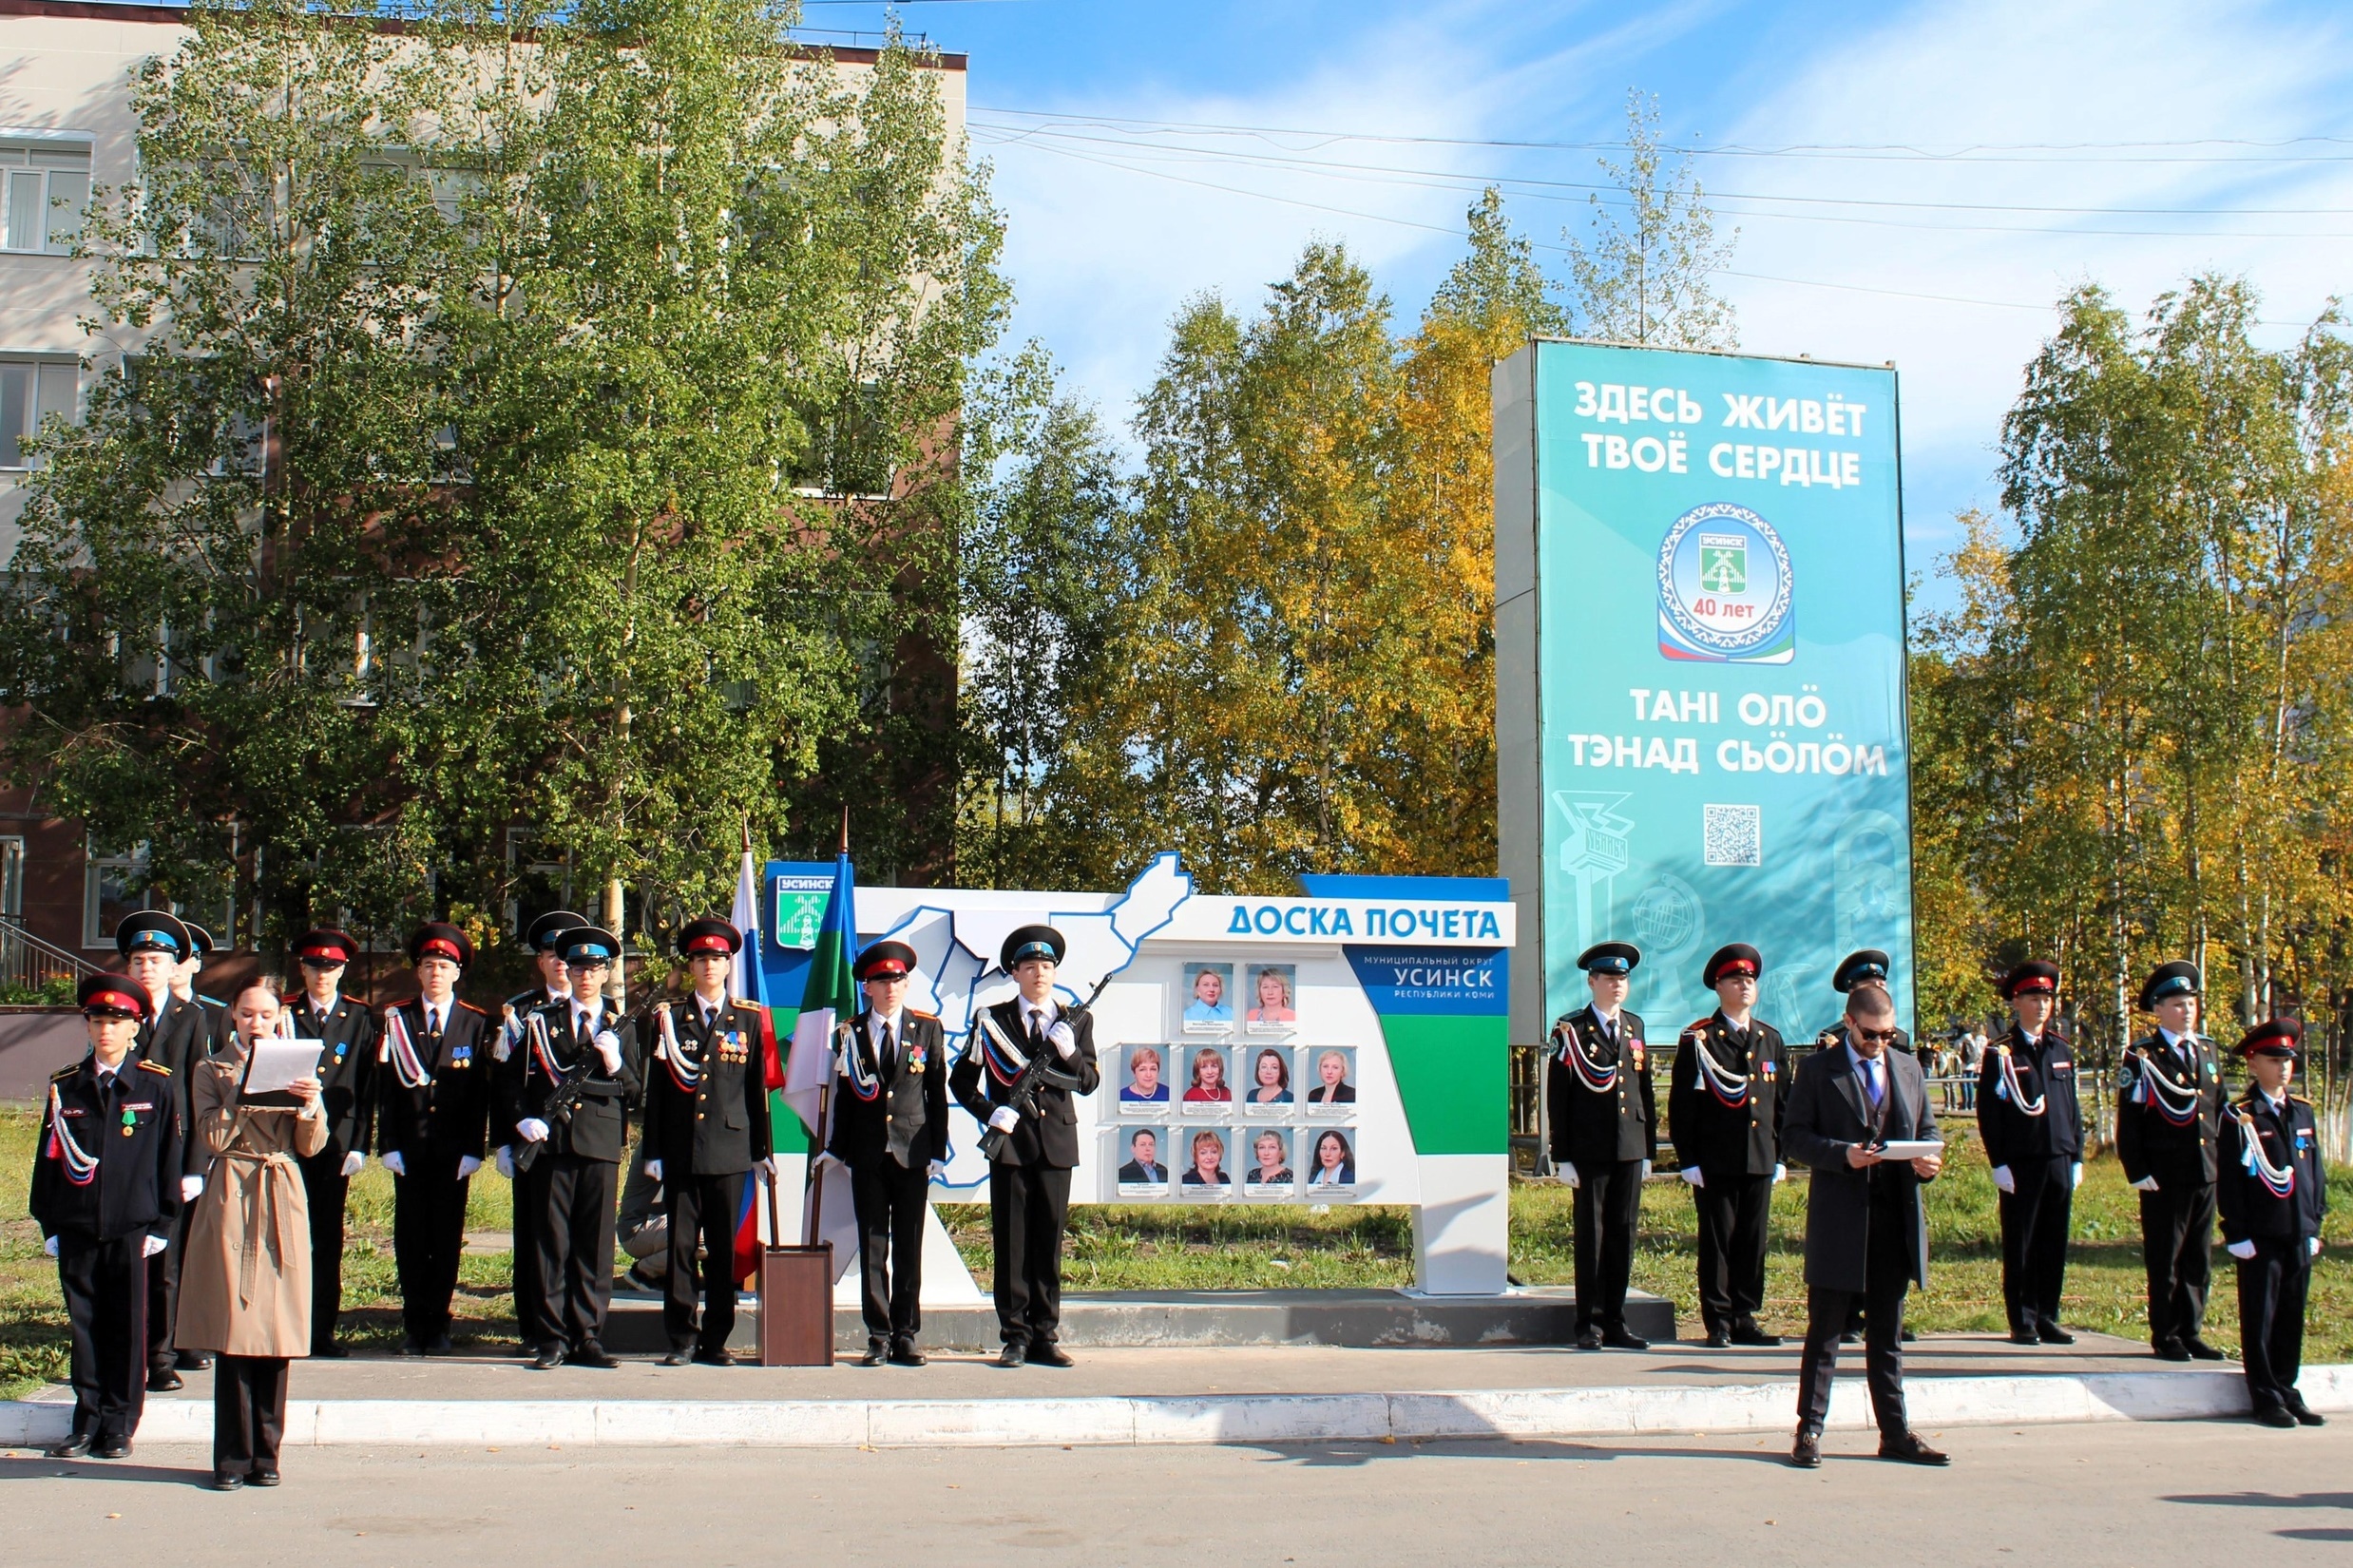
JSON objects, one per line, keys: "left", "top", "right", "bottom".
{"left": 803, "top": 0, "right": 2353, "bottom": 603}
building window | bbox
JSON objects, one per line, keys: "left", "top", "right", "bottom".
{"left": 0, "top": 134, "right": 92, "bottom": 255}
{"left": 0, "top": 357, "right": 78, "bottom": 470}
{"left": 82, "top": 846, "right": 234, "bottom": 949}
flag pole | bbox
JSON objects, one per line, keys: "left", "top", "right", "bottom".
{"left": 802, "top": 808, "right": 850, "bottom": 1249}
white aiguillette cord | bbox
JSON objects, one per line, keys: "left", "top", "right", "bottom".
{"left": 381, "top": 1005, "right": 432, "bottom": 1090}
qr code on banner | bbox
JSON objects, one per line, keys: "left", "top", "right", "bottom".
{"left": 1703, "top": 804, "right": 1762, "bottom": 867}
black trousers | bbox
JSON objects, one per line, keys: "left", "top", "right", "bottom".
{"left": 663, "top": 1170, "right": 748, "bottom": 1353}
{"left": 1693, "top": 1170, "right": 1773, "bottom": 1331}
{"left": 1796, "top": 1179, "right": 1913, "bottom": 1438}
{"left": 297, "top": 1151, "right": 350, "bottom": 1348}
{"left": 1572, "top": 1158, "right": 1643, "bottom": 1331}
{"left": 392, "top": 1150, "right": 473, "bottom": 1344}
{"left": 144, "top": 1208, "right": 188, "bottom": 1374}
{"left": 988, "top": 1162, "right": 1072, "bottom": 1345}
{"left": 2236, "top": 1235, "right": 2311, "bottom": 1412}
{"left": 511, "top": 1154, "right": 545, "bottom": 1348}
{"left": 2136, "top": 1157, "right": 2216, "bottom": 1347}
{"left": 213, "top": 1354, "right": 288, "bottom": 1477}
{"left": 851, "top": 1155, "right": 931, "bottom": 1343}
{"left": 528, "top": 1152, "right": 618, "bottom": 1351}
{"left": 58, "top": 1234, "right": 147, "bottom": 1440}
{"left": 1998, "top": 1155, "right": 2075, "bottom": 1332}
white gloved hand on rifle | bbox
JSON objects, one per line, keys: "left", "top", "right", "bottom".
{"left": 987, "top": 1106, "right": 1021, "bottom": 1134}
{"left": 515, "top": 1119, "right": 549, "bottom": 1144}
{"left": 1047, "top": 1021, "right": 1077, "bottom": 1060}
{"left": 593, "top": 1030, "right": 623, "bottom": 1076}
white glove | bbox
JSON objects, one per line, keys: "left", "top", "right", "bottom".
{"left": 383, "top": 1150, "right": 407, "bottom": 1176}
{"left": 756, "top": 1156, "right": 778, "bottom": 1179}
{"left": 928, "top": 1159, "right": 947, "bottom": 1180}
{"left": 1991, "top": 1164, "right": 2015, "bottom": 1194}
{"left": 1559, "top": 1161, "right": 1579, "bottom": 1188}
{"left": 986, "top": 1106, "right": 1020, "bottom": 1134}
{"left": 180, "top": 1175, "right": 204, "bottom": 1203}
{"left": 1679, "top": 1166, "right": 1704, "bottom": 1188}
{"left": 2131, "top": 1175, "right": 2159, "bottom": 1192}
{"left": 1773, "top": 1162, "right": 1787, "bottom": 1184}
{"left": 1047, "top": 1021, "right": 1077, "bottom": 1060}
{"left": 142, "top": 1233, "right": 167, "bottom": 1257}
{"left": 594, "top": 1030, "right": 623, "bottom": 1074}
{"left": 1639, "top": 1158, "right": 1652, "bottom": 1179}
{"left": 2228, "top": 1239, "right": 2257, "bottom": 1260}
{"left": 2312, "top": 1236, "right": 2324, "bottom": 1258}
{"left": 340, "top": 1151, "right": 365, "bottom": 1178}
{"left": 811, "top": 1151, "right": 846, "bottom": 1175}
{"left": 457, "top": 1156, "right": 481, "bottom": 1178}
{"left": 44, "top": 1235, "right": 59, "bottom": 1257}
{"left": 643, "top": 1159, "right": 663, "bottom": 1182}
{"left": 516, "top": 1119, "right": 550, "bottom": 1143}
{"left": 495, "top": 1146, "right": 514, "bottom": 1180}
{"left": 2071, "top": 1161, "right": 2084, "bottom": 1190}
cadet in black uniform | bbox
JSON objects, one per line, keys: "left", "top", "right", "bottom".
{"left": 824, "top": 939, "right": 949, "bottom": 1367}
{"left": 641, "top": 917, "right": 775, "bottom": 1367}
{"left": 176, "top": 921, "right": 230, "bottom": 1051}
{"left": 494, "top": 909, "right": 585, "bottom": 1348}
{"left": 1976, "top": 960, "right": 2084, "bottom": 1345}
{"left": 374, "top": 923, "right": 493, "bottom": 1355}
{"left": 30, "top": 974, "right": 184, "bottom": 1459}
{"left": 1543, "top": 942, "right": 1655, "bottom": 1350}
{"left": 116, "top": 909, "right": 211, "bottom": 1388}
{"left": 517, "top": 925, "right": 641, "bottom": 1369}
{"left": 950, "top": 925, "right": 1100, "bottom": 1367}
{"left": 1816, "top": 950, "right": 1912, "bottom": 1058}
{"left": 2117, "top": 960, "right": 2227, "bottom": 1362}
{"left": 286, "top": 927, "right": 376, "bottom": 1357}
{"left": 2219, "top": 1019, "right": 2328, "bottom": 1427}
{"left": 1670, "top": 943, "right": 1789, "bottom": 1348}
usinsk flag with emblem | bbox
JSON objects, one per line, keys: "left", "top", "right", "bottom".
{"left": 783, "top": 850, "right": 860, "bottom": 1263}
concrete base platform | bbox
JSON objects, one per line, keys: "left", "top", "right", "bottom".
{"left": 602, "top": 1286, "right": 1675, "bottom": 1355}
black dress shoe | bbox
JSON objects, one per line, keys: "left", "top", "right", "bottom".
{"left": 2152, "top": 1341, "right": 2191, "bottom": 1362}
{"left": 1704, "top": 1328, "right": 1731, "bottom": 1349}
{"left": 529, "top": 1346, "right": 565, "bottom": 1370}
{"left": 1600, "top": 1329, "right": 1649, "bottom": 1351}
{"left": 395, "top": 1337, "right": 426, "bottom": 1359}
{"left": 424, "top": 1334, "right": 455, "bottom": 1357}
{"left": 1029, "top": 1342, "right": 1075, "bottom": 1368}
{"left": 176, "top": 1350, "right": 213, "bottom": 1371}
{"left": 211, "top": 1471, "right": 244, "bottom": 1491}
{"left": 858, "top": 1341, "right": 889, "bottom": 1367}
{"left": 888, "top": 1342, "right": 928, "bottom": 1367}
{"left": 2254, "top": 1405, "right": 2299, "bottom": 1428}
{"left": 1789, "top": 1430, "right": 1822, "bottom": 1468}
{"left": 2037, "top": 1324, "right": 2076, "bottom": 1346}
{"left": 567, "top": 1342, "right": 620, "bottom": 1369}
{"left": 313, "top": 1341, "right": 350, "bottom": 1360}
{"left": 1573, "top": 1327, "right": 1603, "bottom": 1350}
{"left": 2007, "top": 1329, "right": 2040, "bottom": 1346}
{"left": 1731, "top": 1324, "right": 1782, "bottom": 1348}
{"left": 1879, "top": 1432, "right": 1950, "bottom": 1465}
{"left": 250, "top": 1465, "right": 280, "bottom": 1486}
{"left": 996, "top": 1341, "right": 1027, "bottom": 1368}
{"left": 47, "top": 1431, "right": 94, "bottom": 1460}
{"left": 147, "top": 1368, "right": 184, "bottom": 1392}
{"left": 660, "top": 1349, "right": 692, "bottom": 1367}
{"left": 1900, "top": 1328, "right": 1919, "bottom": 1344}
{"left": 692, "top": 1348, "right": 737, "bottom": 1368}
{"left": 91, "top": 1434, "right": 132, "bottom": 1460}
{"left": 2286, "top": 1398, "right": 2326, "bottom": 1427}
{"left": 1839, "top": 1330, "right": 1861, "bottom": 1346}
{"left": 2185, "top": 1337, "right": 2228, "bottom": 1362}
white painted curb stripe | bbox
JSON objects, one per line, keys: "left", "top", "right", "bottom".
{"left": 4, "top": 1367, "right": 2345, "bottom": 1449}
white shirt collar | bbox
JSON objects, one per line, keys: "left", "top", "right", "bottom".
{"left": 1846, "top": 1042, "right": 1884, "bottom": 1080}
{"left": 869, "top": 1007, "right": 904, "bottom": 1042}
{"left": 2158, "top": 1026, "right": 2184, "bottom": 1047}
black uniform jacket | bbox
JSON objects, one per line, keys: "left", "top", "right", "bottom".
{"left": 826, "top": 1008, "right": 948, "bottom": 1172}
{"left": 2115, "top": 1030, "right": 2224, "bottom": 1185}
{"left": 948, "top": 997, "right": 1100, "bottom": 1169}
{"left": 1668, "top": 1011, "right": 1788, "bottom": 1176}
{"left": 490, "top": 985, "right": 566, "bottom": 1151}
{"left": 286, "top": 990, "right": 378, "bottom": 1163}
{"left": 1975, "top": 1023, "right": 2084, "bottom": 1166}
{"left": 30, "top": 1051, "right": 185, "bottom": 1245}
{"left": 139, "top": 991, "right": 217, "bottom": 1133}
{"left": 1782, "top": 1042, "right": 1939, "bottom": 1293}
{"left": 2218, "top": 1091, "right": 2327, "bottom": 1244}
{"left": 520, "top": 997, "right": 641, "bottom": 1164}
{"left": 1544, "top": 1004, "right": 1656, "bottom": 1167}
{"left": 373, "top": 997, "right": 494, "bottom": 1161}
{"left": 640, "top": 994, "right": 774, "bottom": 1177}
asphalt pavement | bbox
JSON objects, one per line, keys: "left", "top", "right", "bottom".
{"left": 1, "top": 1418, "right": 2343, "bottom": 1567}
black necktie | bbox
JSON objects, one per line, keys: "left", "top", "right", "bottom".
{"left": 878, "top": 1020, "right": 894, "bottom": 1073}
{"left": 1027, "top": 1009, "right": 1045, "bottom": 1050}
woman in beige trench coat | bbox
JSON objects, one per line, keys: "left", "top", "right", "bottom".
{"left": 176, "top": 975, "right": 327, "bottom": 1490}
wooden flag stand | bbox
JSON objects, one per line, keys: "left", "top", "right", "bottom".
{"left": 756, "top": 1163, "right": 833, "bottom": 1367}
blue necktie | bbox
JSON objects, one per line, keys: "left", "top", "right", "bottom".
{"left": 1864, "top": 1058, "right": 1883, "bottom": 1107}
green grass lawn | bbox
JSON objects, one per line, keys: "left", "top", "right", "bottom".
{"left": 5, "top": 1105, "right": 2349, "bottom": 1398}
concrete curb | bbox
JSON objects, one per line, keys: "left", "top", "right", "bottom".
{"left": 5, "top": 1367, "right": 2344, "bottom": 1450}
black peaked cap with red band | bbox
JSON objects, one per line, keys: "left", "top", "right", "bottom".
{"left": 295, "top": 927, "right": 359, "bottom": 966}
{"left": 854, "top": 939, "right": 917, "bottom": 983}
{"left": 78, "top": 971, "right": 149, "bottom": 1020}
{"left": 677, "top": 917, "right": 743, "bottom": 959}
{"left": 1999, "top": 961, "right": 2060, "bottom": 1001}
{"left": 2239, "top": 1018, "right": 2302, "bottom": 1059}
{"left": 1702, "top": 943, "right": 1763, "bottom": 989}
{"left": 408, "top": 922, "right": 473, "bottom": 969}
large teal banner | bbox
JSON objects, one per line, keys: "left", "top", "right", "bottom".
{"left": 1523, "top": 340, "right": 1912, "bottom": 1040}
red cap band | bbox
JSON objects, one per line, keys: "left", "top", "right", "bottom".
{"left": 419, "top": 938, "right": 461, "bottom": 962}
{"left": 85, "top": 988, "right": 143, "bottom": 1016}
{"left": 1718, "top": 960, "right": 1757, "bottom": 978}
{"left": 685, "top": 934, "right": 732, "bottom": 955}
{"left": 300, "top": 944, "right": 344, "bottom": 961}
{"left": 2014, "top": 976, "right": 2056, "bottom": 994}
{"left": 863, "top": 959, "right": 909, "bottom": 979}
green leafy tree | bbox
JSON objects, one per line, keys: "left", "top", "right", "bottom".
{"left": 1564, "top": 90, "right": 1737, "bottom": 349}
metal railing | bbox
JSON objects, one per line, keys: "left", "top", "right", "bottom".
{"left": 0, "top": 914, "right": 99, "bottom": 1001}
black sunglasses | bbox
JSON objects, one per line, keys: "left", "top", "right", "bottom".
{"left": 1854, "top": 1026, "right": 1901, "bottom": 1043}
